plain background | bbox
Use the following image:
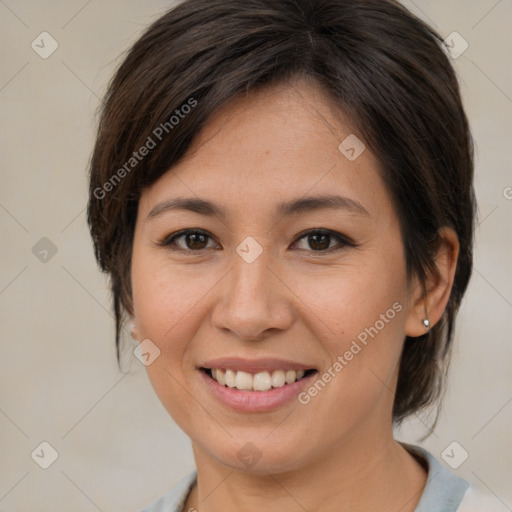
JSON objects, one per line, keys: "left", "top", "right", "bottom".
{"left": 1, "top": 1, "right": 511, "bottom": 510}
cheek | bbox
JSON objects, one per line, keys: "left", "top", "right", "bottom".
{"left": 130, "top": 251, "right": 214, "bottom": 427}
{"left": 285, "top": 251, "right": 408, "bottom": 410}
{"left": 131, "top": 256, "right": 215, "bottom": 355}
{"left": 286, "top": 255, "right": 407, "bottom": 349}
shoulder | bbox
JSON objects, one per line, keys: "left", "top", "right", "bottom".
{"left": 457, "top": 486, "right": 510, "bottom": 512}
{"left": 402, "top": 443, "right": 468, "bottom": 512}
{"left": 141, "top": 471, "right": 197, "bottom": 512}
{"left": 402, "top": 443, "right": 507, "bottom": 512}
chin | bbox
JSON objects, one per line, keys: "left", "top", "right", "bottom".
{"left": 193, "top": 431, "right": 316, "bottom": 476}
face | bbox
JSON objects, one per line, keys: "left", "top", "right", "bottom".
{"left": 130, "top": 80, "right": 418, "bottom": 474}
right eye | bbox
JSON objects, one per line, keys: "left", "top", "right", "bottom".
{"left": 158, "top": 229, "right": 220, "bottom": 253}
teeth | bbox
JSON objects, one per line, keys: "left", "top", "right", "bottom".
{"left": 225, "top": 369, "right": 236, "bottom": 388}
{"left": 271, "top": 370, "right": 286, "bottom": 388}
{"left": 235, "top": 371, "right": 253, "bottom": 390}
{"left": 253, "top": 371, "right": 272, "bottom": 391}
{"left": 285, "top": 370, "right": 296, "bottom": 384}
{"left": 209, "top": 368, "right": 310, "bottom": 391}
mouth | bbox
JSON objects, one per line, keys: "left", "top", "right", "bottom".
{"left": 198, "top": 357, "right": 319, "bottom": 412}
{"left": 201, "top": 367, "right": 317, "bottom": 392}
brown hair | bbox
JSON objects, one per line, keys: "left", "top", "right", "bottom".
{"left": 87, "top": 0, "right": 475, "bottom": 422}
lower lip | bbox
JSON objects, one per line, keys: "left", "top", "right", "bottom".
{"left": 199, "top": 370, "right": 317, "bottom": 412}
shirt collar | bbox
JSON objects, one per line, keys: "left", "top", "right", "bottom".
{"left": 401, "top": 443, "right": 469, "bottom": 512}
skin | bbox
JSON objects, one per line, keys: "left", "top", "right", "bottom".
{"left": 130, "top": 79, "right": 460, "bottom": 512}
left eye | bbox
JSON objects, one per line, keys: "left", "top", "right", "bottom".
{"left": 292, "top": 229, "right": 352, "bottom": 252}
{"left": 159, "top": 228, "right": 353, "bottom": 254}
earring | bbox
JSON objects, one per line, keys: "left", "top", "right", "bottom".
{"left": 422, "top": 318, "right": 431, "bottom": 330}
{"left": 127, "top": 321, "right": 137, "bottom": 339}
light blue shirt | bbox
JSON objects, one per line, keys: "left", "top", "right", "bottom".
{"left": 141, "top": 444, "right": 473, "bottom": 512}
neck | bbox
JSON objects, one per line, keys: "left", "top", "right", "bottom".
{"left": 184, "top": 429, "right": 427, "bottom": 512}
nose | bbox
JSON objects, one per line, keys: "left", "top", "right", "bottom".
{"left": 210, "top": 250, "right": 295, "bottom": 341}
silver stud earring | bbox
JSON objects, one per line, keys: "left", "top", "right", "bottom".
{"left": 127, "top": 321, "right": 137, "bottom": 339}
{"left": 422, "top": 318, "right": 431, "bottom": 330}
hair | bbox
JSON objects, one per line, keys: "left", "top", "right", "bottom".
{"left": 87, "top": 0, "right": 475, "bottom": 423}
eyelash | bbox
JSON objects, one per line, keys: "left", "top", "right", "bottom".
{"left": 157, "top": 228, "right": 356, "bottom": 256}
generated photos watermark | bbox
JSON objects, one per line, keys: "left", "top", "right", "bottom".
{"left": 93, "top": 97, "right": 197, "bottom": 200}
{"left": 298, "top": 301, "right": 403, "bottom": 404}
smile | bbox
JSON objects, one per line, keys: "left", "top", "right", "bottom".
{"left": 198, "top": 357, "right": 319, "bottom": 412}
{"left": 203, "top": 368, "right": 316, "bottom": 391}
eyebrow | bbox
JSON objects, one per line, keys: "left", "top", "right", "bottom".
{"left": 147, "top": 194, "right": 370, "bottom": 220}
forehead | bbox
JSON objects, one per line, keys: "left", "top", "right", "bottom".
{"left": 138, "top": 81, "right": 392, "bottom": 223}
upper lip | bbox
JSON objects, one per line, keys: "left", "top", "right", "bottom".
{"left": 200, "top": 357, "right": 316, "bottom": 374}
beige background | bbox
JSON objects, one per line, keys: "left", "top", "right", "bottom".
{"left": 1, "top": 1, "right": 511, "bottom": 511}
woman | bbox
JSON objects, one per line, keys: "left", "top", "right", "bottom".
{"left": 87, "top": 0, "right": 499, "bottom": 510}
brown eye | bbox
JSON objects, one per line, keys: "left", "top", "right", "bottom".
{"left": 183, "top": 231, "right": 209, "bottom": 250}
{"left": 306, "top": 233, "right": 331, "bottom": 251}
{"left": 159, "top": 228, "right": 354, "bottom": 255}
{"left": 160, "top": 229, "right": 218, "bottom": 252}
{"left": 292, "top": 229, "right": 353, "bottom": 253}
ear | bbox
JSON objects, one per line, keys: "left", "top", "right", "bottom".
{"left": 405, "top": 227, "right": 460, "bottom": 337}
